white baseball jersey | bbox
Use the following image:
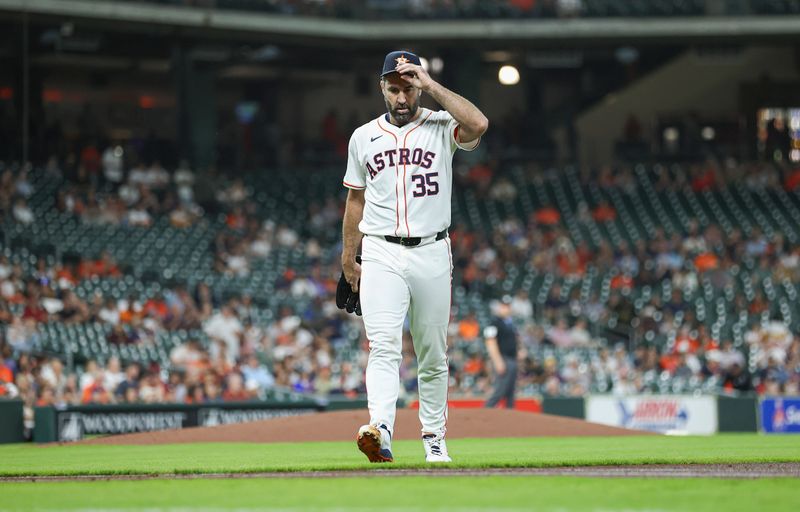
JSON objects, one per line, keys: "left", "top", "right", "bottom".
{"left": 343, "top": 108, "right": 479, "bottom": 238}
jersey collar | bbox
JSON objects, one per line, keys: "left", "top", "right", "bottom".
{"left": 381, "top": 108, "right": 428, "bottom": 132}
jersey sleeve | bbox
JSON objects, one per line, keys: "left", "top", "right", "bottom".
{"left": 483, "top": 325, "right": 498, "bottom": 339}
{"left": 342, "top": 132, "right": 366, "bottom": 190}
{"left": 443, "top": 111, "right": 481, "bottom": 152}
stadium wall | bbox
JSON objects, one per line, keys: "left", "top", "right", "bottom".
{"left": 22, "top": 395, "right": 778, "bottom": 443}
{"left": 0, "top": 399, "right": 24, "bottom": 443}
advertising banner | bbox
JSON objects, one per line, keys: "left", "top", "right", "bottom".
{"left": 760, "top": 398, "right": 800, "bottom": 434}
{"left": 36, "top": 400, "right": 324, "bottom": 442}
{"left": 586, "top": 395, "right": 718, "bottom": 434}
{"left": 57, "top": 409, "right": 189, "bottom": 442}
{"left": 197, "top": 407, "right": 316, "bottom": 427}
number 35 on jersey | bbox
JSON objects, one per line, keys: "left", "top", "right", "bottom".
{"left": 343, "top": 108, "right": 479, "bottom": 238}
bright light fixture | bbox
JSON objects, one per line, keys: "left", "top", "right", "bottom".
{"left": 498, "top": 65, "right": 519, "bottom": 85}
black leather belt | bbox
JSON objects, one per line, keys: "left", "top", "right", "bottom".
{"left": 384, "top": 229, "right": 448, "bottom": 247}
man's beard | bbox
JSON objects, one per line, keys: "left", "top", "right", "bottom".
{"left": 385, "top": 100, "right": 418, "bottom": 126}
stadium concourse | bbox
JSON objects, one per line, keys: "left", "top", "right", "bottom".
{"left": 1, "top": 136, "right": 799, "bottom": 439}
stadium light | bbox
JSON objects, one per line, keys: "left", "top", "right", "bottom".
{"left": 498, "top": 65, "right": 519, "bottom": 85}
{"left": 430, "top": 57, "right": 444, "bottom": 74}
{"left": 701, "top": 126, "right": 715, "bottom": 141}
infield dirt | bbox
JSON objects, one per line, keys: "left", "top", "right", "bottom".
{"left": 79, "top": 408, "right": 653, "bottom": 446}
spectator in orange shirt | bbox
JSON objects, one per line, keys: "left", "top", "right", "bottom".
{"left": 610, "top": 274, "right": 634, "bottom": 290}
{"left": 463, "top": 353, "right": 485, "bottom": 376}
{"left": 81, "top": 381, "right": 111, "bottom": 404}
{"left": 143, "top": 293, "right": 169, "bottom": 322}
{"left": 534, "top": 206, "right": 560, "bottom": 226}
{"left": 36, "top": 386, "right": 56, "bottom": 406}
{"left": 118, "top": 295, "right": 142, "bottom": 325}
{"left": 592, "top": 201, "right": 616, "bottom": 222}
{"left": 0, "top": 362, "right": 13, "bottom": 389}
{"left": 458, "top": 312, "right": 481, "bottom": 342}
{"left": 694, "top": 252, "right": 719, "bottom": 272}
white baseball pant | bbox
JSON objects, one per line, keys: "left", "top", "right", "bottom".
{"left": 359, "top": 234, "right": 452, "bottom": 436}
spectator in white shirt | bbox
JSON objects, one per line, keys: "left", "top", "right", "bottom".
{"left": 12, "top": 198, "right": 34, "bottom": 225}
{"left": 204, "top": 304, "right": 243, "bottom": 363}
{"left": 102, "top": 145, "right": 124, "bottom": 186}
{"left": 569, "top": 318, "right": 592, "bottom": 346}
{"left": 103, "top": 356, "right": 125, "bottom": 392}
{"left": 510, "top": 290, "right": 533, "bottom": 320}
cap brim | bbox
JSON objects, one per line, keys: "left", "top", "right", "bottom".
{"left": 381, "top": 70, "right": 416, "bottom": 78}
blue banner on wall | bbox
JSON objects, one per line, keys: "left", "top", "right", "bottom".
{"left": 761, "top": 398, "right": 800, "bottom": 433}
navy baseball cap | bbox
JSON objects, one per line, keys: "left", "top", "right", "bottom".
{"left": 381, "top": 50, "right": 421, "bottom": 77}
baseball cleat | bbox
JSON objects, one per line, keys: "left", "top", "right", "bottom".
{"left": 357, "top": 424, "right": 394, "bottom": 463}
{"left": 422, "top": 432, "right": 452, "bottom": 463}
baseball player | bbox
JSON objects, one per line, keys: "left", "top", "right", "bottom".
{"left": 338, "top": 50, "right": 488, "bottom": 463}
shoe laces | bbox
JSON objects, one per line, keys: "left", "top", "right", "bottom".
{"left": 423, "top": 433, "right": 445, "bottom": 455}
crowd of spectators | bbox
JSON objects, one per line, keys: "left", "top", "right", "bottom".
{"left": 441, "top": 155, "right": 800, "bottom": 396}
{"left": 449, "top": 309, "right": 799, "bottom": 398}
{"left": 1, "top": 140, "right": 800, "bottom": 420}
{"left": 118, "top": 0, "right": 790, "bottom": 20}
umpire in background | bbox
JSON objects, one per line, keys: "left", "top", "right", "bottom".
{"left": 484, "top": 295, "right": 523, "bottom": 409}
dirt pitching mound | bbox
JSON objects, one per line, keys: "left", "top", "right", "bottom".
{"left": 81, "top": 408, "right": 653, "bottom": 445}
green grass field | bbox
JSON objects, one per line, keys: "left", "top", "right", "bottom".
{"left": 3, "top": 476, "right": 799, "bottom": 511}
{"left": 2, "top": 435, "right": 799, "bottom": 511}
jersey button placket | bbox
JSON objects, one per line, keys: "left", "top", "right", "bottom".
{"left": 393, "top": 136, "right": 403, "bottom": 238}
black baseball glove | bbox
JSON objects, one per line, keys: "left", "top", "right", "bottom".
{"left": 336, "top": 255, "right": 362, "bottom": 316}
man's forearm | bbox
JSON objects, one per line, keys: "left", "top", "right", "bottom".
{"left": 486, "top": 339, "right": 504, "bottom": 369}
{"left": 342, "top": 196, "right": 364, "bottom": 262}
{"left": 425, "top": 81, "right": 488, "bottom": 139}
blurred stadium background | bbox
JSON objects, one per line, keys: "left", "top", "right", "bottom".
{"left": 1, "top": 0, "right": 799, "bottom": 442}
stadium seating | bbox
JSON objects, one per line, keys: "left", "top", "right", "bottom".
{"left": 7, "top": 159, "right": 800, "bottom": 399}
{"left": 112, "top": 0, "right": 800, "bottom": 18}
